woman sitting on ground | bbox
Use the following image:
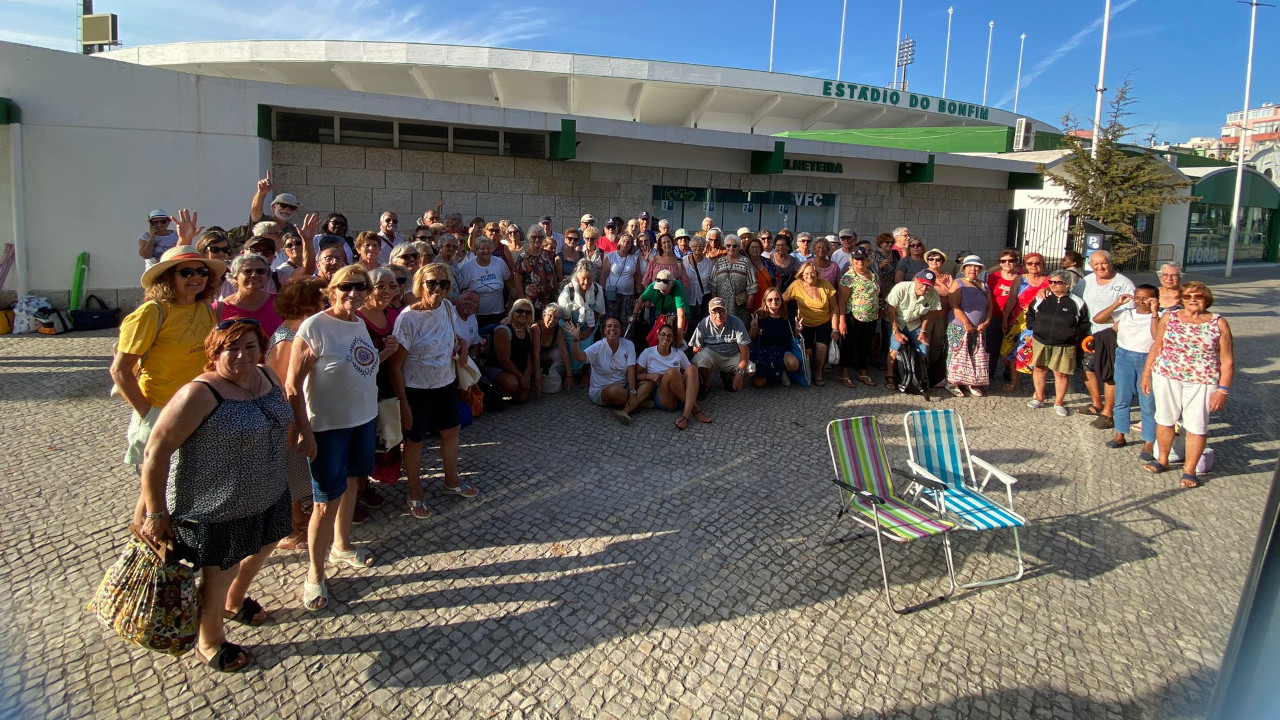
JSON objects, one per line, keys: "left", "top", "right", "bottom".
{"left": 636, "top": 323, "right": 711, "bottom": 429}
{"left": 558, "top": 259, "right": 607, "bottom": 377}
{"left": 567, "top": 315, "right": 642, "bottom": 425}
{"left": 535, "top": 303, "right": 572, "bottom": 393}
{"left": 749, "top": 287, "right": 801, "bottom": 387}
{"left": 489, "top": 298, "right": 539, "bottom": 404}
{"left": 214, "top": 253, "right": 282, "bottom": 336}
{"left": 137, "top": 319, "right": 292, "bottom": 673}
{"left": 264, "top": 277, "right": 328, "bottom": 551}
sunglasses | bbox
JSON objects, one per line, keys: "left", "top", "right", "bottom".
{"left": 423, "top": 279, "right": 451, "bottom": 290}
{"left": 927, "top": 257, "right": 943, "bottom": 262}
{"left": 335, "top": 282, "right": 369, "bottom": 292}
{"left": 1181, "top": 293, "right": 1205, "bottom": 300}
{"left": 1048, "top": 280, "right": 1066, "bottom": 285}
{"left": 414, "top": 235, "right": 432, "bottom": 241}
{"left": 176, "top": 266, "right": 212, "bottom": 278}
{"left": 909, "top": 243, "right": 924, "bottom": 248}
{"left": 396, "top": 277, "right": 408, "bottom": 285}
{"left": 514, "top": 309, "right": 532, "bottom": 316}
{"left": 399, "top": 253, "right": 421, "bottom": 260}
{"left": 999, "top": 258, "right": 1017, "bottom": 264}
{"left": 1025, "top": 261, "right": 1043, "bottom": 266}
{"left": 283, "top": 242, "right": 301, "bottom": 249}
{"left": 240, "top": 268, "right": 268, "bottom": 277}
{"left": 374, "top": 283, "right": 399, "bottom": 291}
{"left": 216, "top": 317, "right": 261, "bottom": 330}
{"left": 207, "top": 246, "right": 230, "bottom": 254}
{"left": 275, "top": 204, "right": 298, "bottom": 211}
{"left": 383, "top": 219, "right": 399, "bottom": 225}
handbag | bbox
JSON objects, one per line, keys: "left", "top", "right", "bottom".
{"left": 460, "top": 384, "right": 484, "bottom": 418}
{"left": 87, "top": 525, "right": 198, "bottom": 657}
{"left": 827, "top": 338, "right": 840, "bottom": 365}
{"left": 71, "top": 295, "right": 121, "bottom": 331}
{"left": 645, "top": 312, "right": 671, "bottom": 348}
{"left": 445, "top": 301, "right": 482, "bottom": 390}
{"left": 375, "top": 397, "right": 402, "bottom": 451}
{"left": 34, "top": 307, "right": 71, "bottom": 335}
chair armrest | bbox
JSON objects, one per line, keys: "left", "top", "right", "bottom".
{"left": 899, "top": 461, "right": 948, "bottom": 492}
{"left": 971, "top": 455, "right": 1018, "bottom": 485}
{"left": 829, "top": 477, "right": 885, "bottom": 505}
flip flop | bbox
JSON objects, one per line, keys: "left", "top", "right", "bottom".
{"left": 441, "top": 482, "right": 479, "bottom": 498}
{"left": 884, "top": 377, "right": 896, "bottom": 389}
{"left": 674, "top": 415, "right": 689, "bottom": 430}
{"left": 223, "top": 597, "right": 267, "bottom": 626}
{"left": 693, "top": 411, "right": 713, "bottom": 424}
{"left": 1143, "top": 461, "right": 1167, "bottom": 474}
{"left": 857, "top": 374, "right": 875, "bottom": 386}
{"left": 1180, "top": 472, "right": 1200, "bottom": 488}
{"left": 196, "top": 642, "right": 250, "bottom": 673}
{"left": 408, "top": 499, "right": 433, "bottom": 520}
{"left": 840, "top": 377, "right": 856, "bottom": 388}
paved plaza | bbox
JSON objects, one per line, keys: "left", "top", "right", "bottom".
{"left": 0, "top": 267, "right": 1277, "bottom": 719}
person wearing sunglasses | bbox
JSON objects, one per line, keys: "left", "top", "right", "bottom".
{"left": 999, "top": 252, "right": 1050, "bottom": 391}
{"left": 375, "top": 212, "right": 404, "bottom": 264}
{"left": 390, "top": 263, "right": 478, "bottom": 521}
{"left": 264, "top": 277, "right": 329, "bottom": 551}
{"left": 712, "top": 234, "right": 758, "bottom": 328}
{"left": 323, "top": 213, "right": 355, "bottom": 263}
{"left": 287, "top": 266, "right": 381, "bottom": 611}
{"left": 835, "top": 247, "right": 880, "bottom": 388}
{"left": 987, "top": 250, "right": 1022, "bottom": 385}
{"left": 352, "top": 267, "right": 405, "bottom": 516}
{"left": 487, "top": 298, "right": 540, "bottom": 404}
{"left": 114, "top": 244, "right": 223, "bottom": 526}
{"left": 748, "top": 287, "right": 802, "bottom": 388}
{"left": 213, "top": 254, "right": 282, "bottom": 336}
{"left": 276, "top": 225, "right": 318, "bottom": 284}
{"left": 518, "top": 227, "right": 561, "bottom": 313}
{"left": 389, "top": 241, "right": 422, "bottom": 279}
{"left": 138, "top": 209, "right": 179, "bottom": 268}
{"left": 135, "top": 319, "right": 293, "bottom": 673}
{"left": 893, "top": 237, "right": 929, "bottom": 283}
{"left": 1025, "top": 270, "right": 1090, "bottom": 416}
{"left": 250, "top": 169, "right": 301, "bottom": 238}
{"left": 637, "top": 322, "right": 712, "bottom": 430}
{"left": 1141, "top": 281, "right": 1233, "bottom": 487}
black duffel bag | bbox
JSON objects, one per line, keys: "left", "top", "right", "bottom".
{"left": 71, "top": 295, "right": 121, "bottom": 331}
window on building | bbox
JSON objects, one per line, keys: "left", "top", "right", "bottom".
{"left": 400, "top": 122, "right": 449, "bottom": 152}
{"left": 340, "top": 117, "right": 394, "bottom": 148}
{"left": 453, "top": 127, "right": 500, "bottom": 156}
{"left": 504, "top": 131, "right": 547, "bottom": 159}
{"left": 275, "top": 112, "right": 335, "bottom": 144}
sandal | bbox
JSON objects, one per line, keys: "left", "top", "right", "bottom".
{"left": 840, "top": 376, "right": 856, "bottom": 389}
{"left": 302, "top": 580, "right": 328, "bottom": 612}
{"left": 884, "top": 377, "right": 896, "bottom": 389}
{"left": 441, "top": 482, "right": 479, "bottom": 498}
{"left": 408, "top": 499, "right": 433, "bottom": 520}
{"left": 276, "top": 528, "right": 307, "bottom": 551}
{"left": 1143, "top": 461, "right": 1168, "bottom": 474}
{"left": 814, "top": 378, "right": 826, "bottom": 387}
{"left": 857, "top": 374, "right": 874, "bottom": 387}
{"left": 1105, "top": 439, "right": 1127, "bottom": 449}
{"left": 1180, "top": 472, "right": 1200, "bottom": 489}
{"left": 197, "top": 642, "right": 251, "bottom": 673}
{"left": 693, "top": 411, "right": 713, "bottom": 424}
{"left": 223, "top": 597, "right": 267, "bottom": 627}
{"left": 1079, "top": 404, "right": 1103, "bottom": 417}
{"left": 329, "top": 547, "right": 375, "bottom": 569}
{"left": 675, "top": 415, "right": 689, "bottom": 430}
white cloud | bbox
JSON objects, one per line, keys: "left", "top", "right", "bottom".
{"left": 996, "top": 0, "right": 1140, "bottom": 109}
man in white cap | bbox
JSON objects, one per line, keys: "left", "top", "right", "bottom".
{"left": 831, "top": 229, "right": 858, "bottom": 273}
{"left": 250, "top": 169, "right": 300, "bottom": 238}
{"left": 689, "top": 297, "right": 755, "bottom": 398}
{"left": 792, "top": 232, "right": 814, "bottom": 263}
{"left": 580, "top": 214, "right": 596, "bottom": 236}
{"left": 137, "top": 210, "right": 178, "bottom": 269}
{"left": 632, "top": 268, "right": 688, "bottom": 339}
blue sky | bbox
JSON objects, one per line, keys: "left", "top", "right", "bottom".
{"left": 5, "top": 0, "right": 1276, "bottom": 143}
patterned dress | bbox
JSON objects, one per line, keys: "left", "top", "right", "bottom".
{"left": 945, "top": 280, "right": 991, "bottom": 387}
{"left": 712, "top": 256, "right": 757, "bottom": 326}
{"left": 516, "top": 250, "right": 559, "bottom": 311}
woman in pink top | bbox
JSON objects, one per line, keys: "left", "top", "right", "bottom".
{"left": 213, "top": 254, "right": 282, "bottom": 336}
{"left": 1141, "top": 281, "right": 1234, "bottom": 488}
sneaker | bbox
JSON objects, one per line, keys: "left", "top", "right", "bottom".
{"left": 780, "top": 372, "right": 791, "bottom": 387}
{"left": 358, "top": 486, "right": 386, "bottom": 509}
{"left": 611, "top": 408, "right": 632, "bottom": 426}
{"left": 1026, "top": 399, "right": 1045, "bottom": 409}
{"left": 1054, "top": 405, "right": 1070, "bottom": 417}
{"left": 351, "top": 506, "right": 370, "bottom": 526}
{"left": 969, "top": 387, "right": 984, "bottom": 397}
{"left": 1090, "top": 415, "right": 1114, "bottom": 430}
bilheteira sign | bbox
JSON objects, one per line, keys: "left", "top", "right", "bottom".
{"left": 821, "top": 81, "right": 991, "bottom": 121}
{"left": 783, "top": 158, "right": 843, "bottom": 173}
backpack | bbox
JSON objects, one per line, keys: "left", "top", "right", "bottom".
{"left": 896, "top": 344, "right": 929, "bottom": 395}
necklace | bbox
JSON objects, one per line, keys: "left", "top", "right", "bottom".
{"left": 222, "top": 370, "right": 262, "bottom": 400}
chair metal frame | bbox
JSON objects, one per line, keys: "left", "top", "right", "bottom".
{"left": 903, "top": 409, "right": 1026, "bottom": 589}
{"left": 824, "top": 416, "right": 958, "bottom": 615}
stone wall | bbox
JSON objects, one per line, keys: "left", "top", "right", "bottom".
{"left": 273, "top": 141, "right": 1014, "bottom": 263}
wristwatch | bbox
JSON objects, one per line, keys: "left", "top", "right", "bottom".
{"left": 629, "top": 388, "right": 638, "bottom": 395}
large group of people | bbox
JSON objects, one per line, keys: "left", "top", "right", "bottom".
{"left": 116, "top": 172, "right": 1234, "bottom": 673}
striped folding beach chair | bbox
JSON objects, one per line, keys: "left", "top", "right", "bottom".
{"left": 825, "top": 416, "right": 957, "bottom": 614}
{"left": 903, "top": 409, "right": 1026, "bottom": 589}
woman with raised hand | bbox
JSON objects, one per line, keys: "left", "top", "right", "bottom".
{"left": 136, "top": 319, "right": 292, "bottom": 673}
{"left": 390, "top": 263, "right": 477, "bottom": 522}
{"left": 637, "top": 322, "right": 712, "bottom": 430}
{"left": 567, "top": 315, "right": 642, "bottom": 425}
{"left": 287, "top": 266, "right": 381, "bottom": 612}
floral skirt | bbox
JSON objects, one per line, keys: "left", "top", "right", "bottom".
{"left": 1000, "top": 314, "right": 1035, "bottom": 375}
{"left": 946, "top": 324, "right": 990, "bottom": 387}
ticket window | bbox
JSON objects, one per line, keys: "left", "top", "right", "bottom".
{"left": 767, "top": 200, "right": 838, "bottom": 236}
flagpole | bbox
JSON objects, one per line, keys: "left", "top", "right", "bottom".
{"left": 1226, "top": 1, "right": 1266, "bottom": 278}
{"left": 837, "top": 0, "right": 848, "bottom": 80}
{"left": 1014, "top": 33, "right": 1027, "bottom": 112}
{"left": 1091, "top": 0, "right": 1113, "bottom": 159}
{"left": 943, "top": 6, "right": 953, "bottom": 97}
{"left": 983, "top": 21, "right": 994, "bottom": 105}
{"left": 769, "top": 0, "right": 778, "bottom": 72}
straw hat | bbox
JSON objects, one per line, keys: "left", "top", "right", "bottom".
{"left": 140, "top": 245, "right": 226, "bottom": 288}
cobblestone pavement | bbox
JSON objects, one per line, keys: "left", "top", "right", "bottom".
{"left": 1, "top": 268, "right": 1277, "bottom": 720}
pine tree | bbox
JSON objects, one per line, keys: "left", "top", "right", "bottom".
{"left": 1039, "top": 79, "right": 1192, "bottom": 264}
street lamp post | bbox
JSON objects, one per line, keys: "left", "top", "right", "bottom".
{"left": 1225, "top": 1, "right": 1270, "bottom": 278}
{"left": 1091, "top": 0, "right": 1113, "bottom": 159}
{"left": 1014, "top": 33, "right": 1027, "bottom": 113}
{"left": 943, "top": 7, "right": 954, "bottom": 97}
{"left": 983, "top": 21, "right": 994, "bottom": 105}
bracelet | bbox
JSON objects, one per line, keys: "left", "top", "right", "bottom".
{"left": 1215, "top": 385, "right": 1229, "bottom": 394}
{"left": 143, "top": 511, "right": 168, "bottom": 520}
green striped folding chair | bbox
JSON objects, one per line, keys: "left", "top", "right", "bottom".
{"left": 903, "top": 409, "right": 1026, "bottom": 588}
{"left": 825, "top": 416, "right": 957, "bottom": 614}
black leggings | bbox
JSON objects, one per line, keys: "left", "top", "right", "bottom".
{"left": 841, "top": 316, "right": 876, "bottom": 372}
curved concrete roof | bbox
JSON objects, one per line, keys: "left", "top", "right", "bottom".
{"left": 99, "top": 41, "right": 1046, "bottom": 136}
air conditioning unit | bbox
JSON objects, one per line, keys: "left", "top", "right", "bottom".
{"left": 1014, "top": 118, "right": 1035, "bottom": 152}
{"left": 81, "top": 14, "right": 119, "bottom": 47}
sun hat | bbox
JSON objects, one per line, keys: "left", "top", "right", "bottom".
{"left": 580, "top": 213, "right": 595, "bottom": 223}
{"left": 925, "top": 248, "right": 948, "bottom": 262}
{"left": 147, "top": 209, "right": 169, "bottom": 220}
{"left": 961, "top": 256, "right": 985, "bottom": 268}
{"left": 674, "top": 228, "right": 691, "bottom": 239}
{"left": 850, "top": 247, "right": 869, "bottom": 260}
{"left": 141, "top": 245, "right": 226, "bottom": 288}
{"left": 838, "top": 228, "right": 856, "bottom": 238}
{"left": 737, "top": 227, "right": 755, "bottom": 239}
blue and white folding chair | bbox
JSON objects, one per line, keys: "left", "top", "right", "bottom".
{"left": 903, "top": 409, "right": 1026, "bottom": 589}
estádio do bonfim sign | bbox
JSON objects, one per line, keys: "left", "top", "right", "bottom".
{"left": 821, "top": 81, "right": 991, "bottom": 121}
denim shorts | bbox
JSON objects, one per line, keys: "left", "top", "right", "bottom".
{"left": 310, "top": 418, "right": 376, "bottom": 503}
{"left": 889, "top": 325, "right": 922, "bottom": 352}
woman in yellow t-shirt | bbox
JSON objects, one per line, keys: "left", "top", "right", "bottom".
{"left": 783, "top": 261, "right": 841, "bottom": 386}
{"left": 112, "top": 243, "right": 223, "bottom": 475}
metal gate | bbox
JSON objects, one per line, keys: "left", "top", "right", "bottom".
{"left": 1008, "top": 208, "right": 1070, "bottom": 259}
